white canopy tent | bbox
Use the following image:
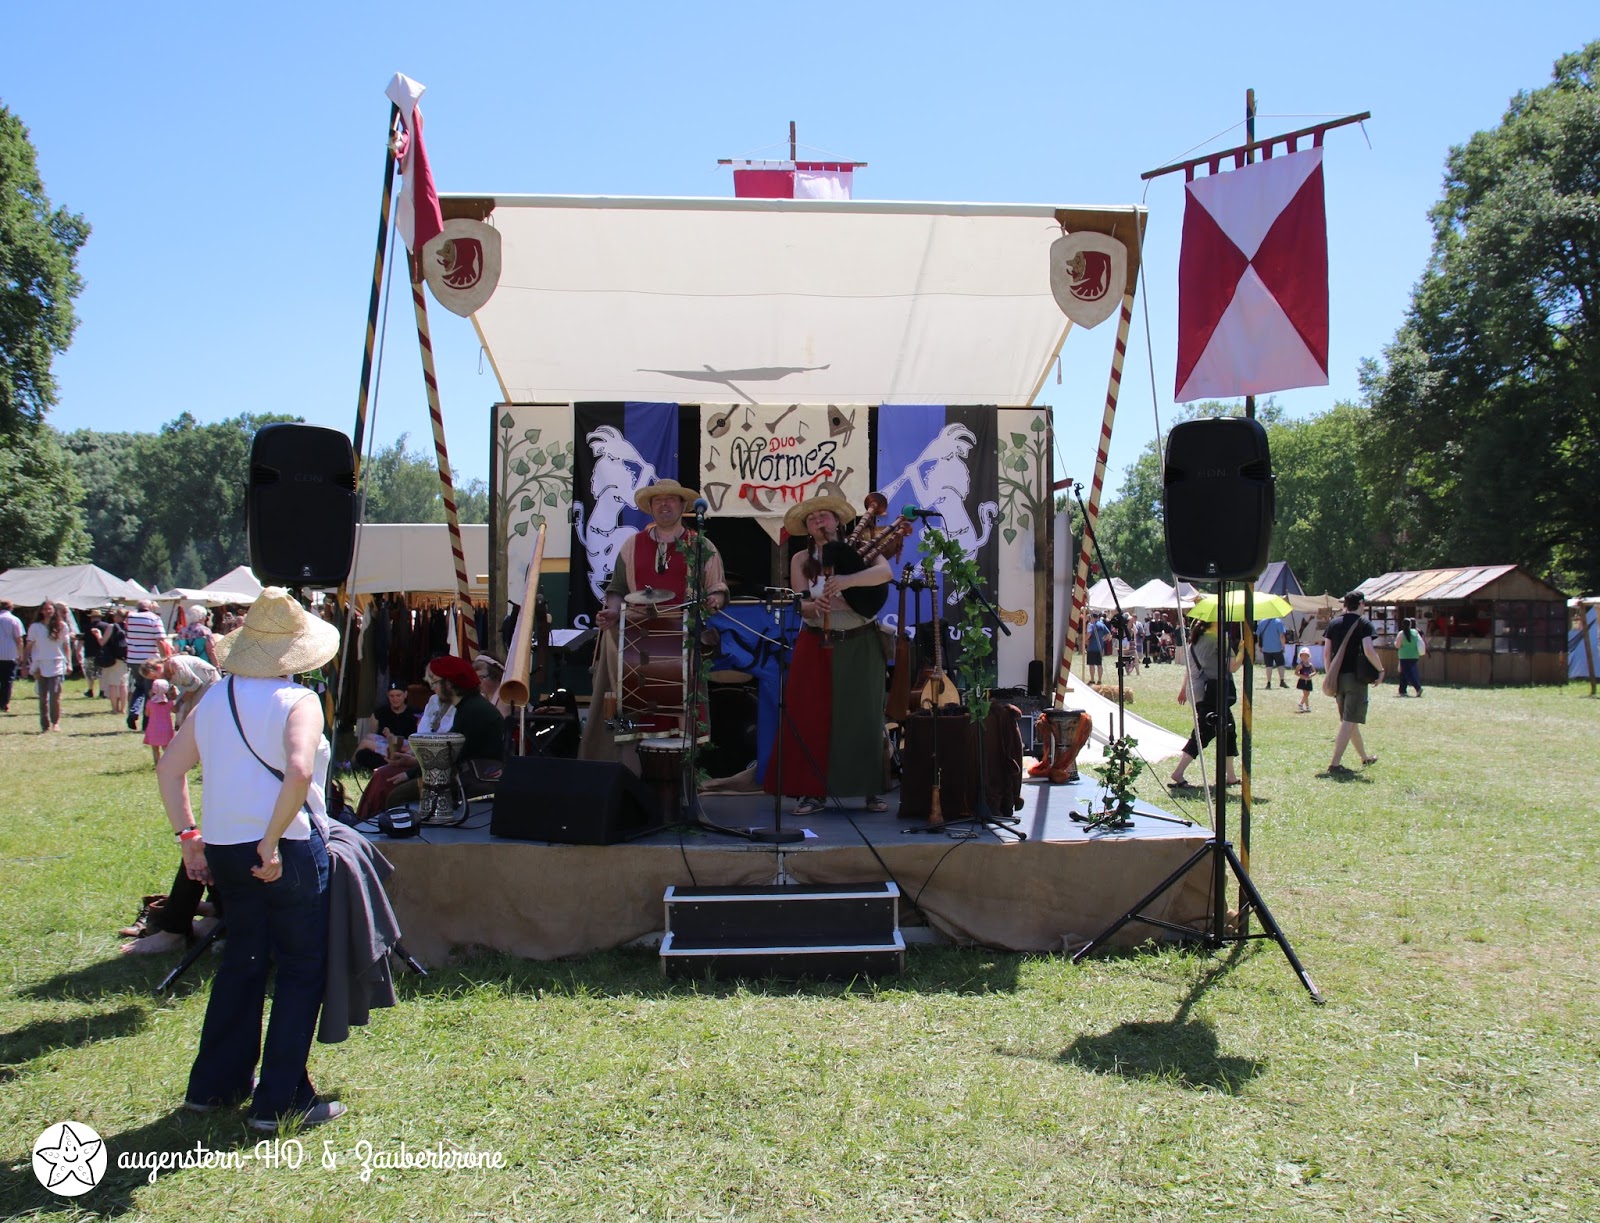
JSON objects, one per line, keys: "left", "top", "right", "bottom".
{"left": 1124, "top": 577, "right": 1197, "bottom": 612}
{"left": 453, "top": 195, "right": 1143, "bottom": 407}
{"left": 0, "top": 564, "right": 148, "bottom": 610}
{"left": 1085, "top": 577, "right": 1137, "bottom": 612}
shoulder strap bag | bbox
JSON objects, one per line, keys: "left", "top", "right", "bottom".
{"left": 226, "top": 677, "right": 317, "bottom": 821}
{"left": 1320, "top": 618, "right": 1354, "bottom": 699}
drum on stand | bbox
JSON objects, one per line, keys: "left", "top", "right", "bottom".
{"left": 636, "top": 736, "right": 691, "bottom": 822}
{"left": 409, "top": 732, "right": 466, "bottom": 824}
{"left": 615, "top": 600, "right": 711, "bottom": 743}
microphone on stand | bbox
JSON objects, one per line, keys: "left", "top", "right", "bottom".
{"left": 901, "top": 505, "right": 944, "bottom": 520}
{"left": 692, "top": 497, "right": 709, "bottom": 530}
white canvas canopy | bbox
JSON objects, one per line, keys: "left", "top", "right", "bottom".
{"left": 348, "top": 524, "right": 489, "bottom": 596}
{"left": 1085, "top": 577, "right": 1136, "bottom": 612}
{"left": 1124, "top": 577, "right": 1197, "bottom": 611}
{"left": 0, "top": 564, "right": 148, "bottom": 609}
{"left": 202, "top": 565, "right": 264, "bottom": 602}
{"left": 450, "top": 194, "right": 1144, "bottom": 406}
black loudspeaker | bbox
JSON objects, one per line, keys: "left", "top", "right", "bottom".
{"left": 1026, "top": 659, "right": 1045, "bottom": 698}
{"left": 490, "top": 757, "right": 662, "bottom": 844}
{"left": 1162, "top": 417, "right": 1275, "bottom": 581}
{"left": 247, "top": 423, "right": 357, "bottom": 586}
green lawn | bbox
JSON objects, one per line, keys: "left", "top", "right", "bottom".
{"left": 2, "top": 673, "right": 1598, "bottom": 1221}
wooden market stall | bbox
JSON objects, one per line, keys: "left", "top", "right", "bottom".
{"left": 1357, "top": 565, "right": 1569, "bottom": 686}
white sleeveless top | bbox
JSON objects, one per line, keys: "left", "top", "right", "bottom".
{"left": 191, "top": 677, "right": 329, "bottom": 845}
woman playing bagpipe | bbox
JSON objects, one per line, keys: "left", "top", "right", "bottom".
{"left": 765, "top": 494, "right": 893, "bottom": 815}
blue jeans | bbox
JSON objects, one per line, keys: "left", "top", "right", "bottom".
{"left": 187, "top": 829, "right": 329, "bottom": 1122}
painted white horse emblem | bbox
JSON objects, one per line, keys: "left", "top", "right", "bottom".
{"left": 573, "top": 425, "right": 657, "bottom": 603}
{"left": 880, "top": 423, "right": 1000, "bottom": 601}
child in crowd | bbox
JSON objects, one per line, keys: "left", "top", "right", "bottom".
{"left": 1294, "top": 647, "right": 1316, "bottom": 713}
{"left": 143, "top": 678, "right": 175, "bottom": 764}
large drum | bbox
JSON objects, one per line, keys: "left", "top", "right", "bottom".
{"left": 615, "top": 606, "right": 709, "bottom": 742}
{"left": 410, "top": 732, "right": 466, "bottom": 824}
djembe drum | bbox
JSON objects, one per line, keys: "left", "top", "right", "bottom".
{"left": 409, "top": 732, "right": 466, "bottom": 824}
{"left": 635, "top": 735, "right": 691, "bottom": 822}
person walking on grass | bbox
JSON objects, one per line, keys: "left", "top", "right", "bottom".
{"left": 1257, "top": 614, "right": 1289, "bottom": 688}
{"left": 1323, "top": 592, "right": 1385, "bottom": 776}
{"left": 1396, "top": 617, "right": 1426, "bottom": 697}
{"left": 1168, "top": 617, "right": 1243, "bottom": 788}
{"left": 124, "top": 599, "right": 166, "bottom": 732}
{"left": 22, "top": 602, "right": 72, "bottom": 733}
{"left": 1294, "top": 647, "right": 1316, "bottom": 713}
{"left": 0, "top": 599, "right": 23, "bottom": 714}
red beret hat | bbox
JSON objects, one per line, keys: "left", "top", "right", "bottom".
{"left": 428, "top": 655, "right": 479, "bottom": 690}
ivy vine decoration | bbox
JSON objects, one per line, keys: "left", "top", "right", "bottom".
{"left": 1090, "top": 734, "right": 1144, "bottom": 829}
{"left": 496, "top": 414, "right": 574, "bottom": 542}
{"left": 919, "top": 526, "right": 993, "bottom": 722}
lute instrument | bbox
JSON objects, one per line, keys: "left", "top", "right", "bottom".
{"left": 917, "top": 565, "right": 961, "bottom": 710}
{"left": 884, "top": 564, "right": 917, "bottom": 723}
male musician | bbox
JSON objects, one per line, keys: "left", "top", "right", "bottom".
{"left": 580, "top": 478, "right": 729, "bottom": 764}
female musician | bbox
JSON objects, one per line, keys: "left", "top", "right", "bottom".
{"left": 766, "top": 494, "right": 892, "bottom": 815}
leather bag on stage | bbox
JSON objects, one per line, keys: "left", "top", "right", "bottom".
{"left": 982, "top": 700, "right": 1025, "bottom": 816}
{"left": 899, "top": 707, "right": 980, "bottom": 822}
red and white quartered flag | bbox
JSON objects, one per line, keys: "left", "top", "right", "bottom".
{"left": 384, "top": 73, "right": 444, "bottom": 258}
{"left": 732, "top": 161, "right": 855, "bottom": 199}
{"left": 1175, "top": 147, "right": 1328, "bottom": 402}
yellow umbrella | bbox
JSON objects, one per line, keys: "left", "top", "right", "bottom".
{"left": 1188, "top": 590, "right": 1293, "bottom": 622}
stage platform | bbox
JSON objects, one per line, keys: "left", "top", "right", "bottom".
{"left": 373, "top": 774, "right": 1219, "bottom": 967}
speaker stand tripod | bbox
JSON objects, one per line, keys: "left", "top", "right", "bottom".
{"left": 1071, "top": 578, "right": 1322, "bottom": 1003}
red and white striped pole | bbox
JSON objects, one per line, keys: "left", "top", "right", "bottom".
{"left": 409, "top": 277, "right": 480, "bottom": 659}
{"left": 1055, "top": 289, "right": 1135, "bottom": 702}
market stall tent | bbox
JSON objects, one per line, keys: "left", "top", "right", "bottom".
{"left": 347, "top": 524, "right": 489, "bottom": 596}
{"left": 0, "top": 564, "right": 148, "bottom": 610}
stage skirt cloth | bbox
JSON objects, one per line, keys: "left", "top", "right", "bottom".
{"left": 765, "top": 625, "right": 884, "bottom": 799}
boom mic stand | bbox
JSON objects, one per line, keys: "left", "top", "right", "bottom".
{"left": 1072, "top": 577, "right": 1323, "bottom": 1003}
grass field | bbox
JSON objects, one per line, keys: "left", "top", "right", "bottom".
{"left": 2, "top": 670, "right": 1598, "bottom": 1221}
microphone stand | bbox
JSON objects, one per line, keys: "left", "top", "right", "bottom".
{"left": 749, "top": 591, "right": 806, "bottom": 844}
{"left": 675, "top": 505, "right": 756, "bottom": 842}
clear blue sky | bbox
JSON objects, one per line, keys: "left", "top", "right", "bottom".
{"left": 4, "top": 3, "right": 1594, "bottom": 498}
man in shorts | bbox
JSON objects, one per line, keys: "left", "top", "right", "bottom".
{"left": 1256, "top": 614, "right": 1288, "bottom": 689}
{"left": 1322, "top": 592, "right": 1385, "bottom": 775}
{"left": 1084, "top": 613, "right": 1112, "bottom": 685}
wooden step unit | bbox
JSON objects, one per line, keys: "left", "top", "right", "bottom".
{"left": 661, "top": 882, "right": 905, "bottom": 980}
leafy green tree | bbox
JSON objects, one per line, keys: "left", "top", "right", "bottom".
{"left": 0, "top": 426, "right": 90, "bottom": 568}
{"left": 60, "top": 427, "right": 146, "bottom": 575}
{"left": 1361, "top": 41, "right": 1600, "bottom": 592}
{"left": 362, "top": 433, "right": 488, "bottom": 525}
{"left": 0, "top": 103, "right": 89, "bottom": 436}
{"left": 1268, "top": 404, "right": 1385, "bottom": 594}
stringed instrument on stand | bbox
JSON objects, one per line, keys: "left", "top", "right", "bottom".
{"left": 884, "top": 564, "right": 917, "bottom": 724}
{"left": 916, "top": 566, "right": 961, "bottom": 711}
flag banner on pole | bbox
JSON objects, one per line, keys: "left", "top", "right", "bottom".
{"left": 732, "top": 161, "right": 855, "bottom": 200}
{"left": 383, "top": 74, "right": 443, "bottom": 258}
{"left": 698, "top": 404, "right": 870, "bottom": 537}
{"left": 1175, "top": 147, "right": 1328, "bottom": 402}
{"left": 875, "top": 405, "right": 1000, "bottom": 654}
{"left": 567, "top": 402, "right": 679, "bottom": 625}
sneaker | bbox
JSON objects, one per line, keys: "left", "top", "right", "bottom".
{"left": 246, "top": 1099, "right": 346, "bottom": 1133}
{"left": 185, "top": 1077, "right": 258, "bottom": 1113}
{"left": 1279, "top": 681, "right": 1288, "bottom": 688}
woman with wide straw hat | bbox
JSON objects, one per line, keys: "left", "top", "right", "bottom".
{"left": 154, "top": 587, "right": 346, "bottom": 1132}
{"left": 579, "top": 477, "right": 731, "bottom": 763}
{"left": 765, "top": 494, "right": 892, "bottom": 815}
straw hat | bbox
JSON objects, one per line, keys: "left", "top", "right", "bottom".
{"left": 633, "top": 478, "right": 701, "bottom": 511}
{"left": 783, "top": 493, "right": 856, "bottom": 538}
{"left": 213, "top": 587, "right": 341, "bottom": 678}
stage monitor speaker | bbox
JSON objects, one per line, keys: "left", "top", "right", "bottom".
{"left": 247, "top": 423, "right": 357, "bottom": 587}
{"left": 490, "top": 757, "right": 662, "bottom": 845}
{"left": 1162, "top": 416, "right": 1275, "bottom": 581}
